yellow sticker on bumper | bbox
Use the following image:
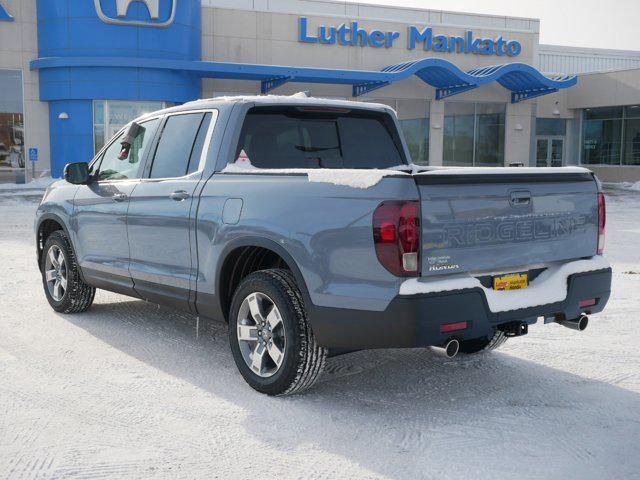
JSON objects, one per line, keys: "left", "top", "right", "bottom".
{"left": 493, "top": 273, "right": 529, "bottom": 291}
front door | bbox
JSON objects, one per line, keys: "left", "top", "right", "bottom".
{"left": 72, "top": 118, "right": 160, "bottom": 295}
{"left": 127, "top": 111, "right": 215, "bottom": 310}
{"left": 536, "top": 136, "right": 564, "bottom": 167}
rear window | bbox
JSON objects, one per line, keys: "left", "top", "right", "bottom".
{"left": 234, "top": 106, "right": 407, "bottom": 169}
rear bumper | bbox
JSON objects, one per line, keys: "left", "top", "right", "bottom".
{"left": 308, "top": 268, "right": 612, "bottom": 349}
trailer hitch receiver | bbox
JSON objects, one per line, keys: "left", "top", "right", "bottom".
{"left": 499, "top": 322, "right": 528, "bottom": 337}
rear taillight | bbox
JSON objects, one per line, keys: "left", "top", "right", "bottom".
{"left": 373, "top": 201, "right": 420, "bottom": 277}
{"left": 597, "top": 192, "right": 606, "bottom": 255}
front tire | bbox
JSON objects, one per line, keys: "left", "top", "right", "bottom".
{"left": 41, "top": 230, "right": 95, "bottom": 313}
{"left": 458, "top": 330, "right": 507, "bottom": 354}
{"left": 228, "top": 269, "right": 327, "bottom": 396}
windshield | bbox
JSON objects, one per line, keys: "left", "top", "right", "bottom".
{"left": 234, "top": 106, "right": 407, "bottom": 169}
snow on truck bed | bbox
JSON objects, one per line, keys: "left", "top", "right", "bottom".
{"left": 221, "top": 162, "right": 590, "bottom": 189}
{"left": 221, "top": 162, "right": 409, "bottom": 189}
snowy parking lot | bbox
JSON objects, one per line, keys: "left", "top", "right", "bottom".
{"left": 1, "top": 188, "right": 639, "bottom": 480}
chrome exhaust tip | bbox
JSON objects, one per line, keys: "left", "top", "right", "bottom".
{"left": 431, "top": 339, "right": 460, "bottom": 358}
{"left": 557, "top": 314, "right": 589, "bottom": 332}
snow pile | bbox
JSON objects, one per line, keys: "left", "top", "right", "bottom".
{"left": 306, "top": 169, "right": 407, "bottom": 189}
{"left": 0, "top": 176, "right": 56, "bottom": 195}
{"left": 221, "top": 161, "right": 408, "bottom": 189}
{"left": 606, "top": 181, "right": 640, "bottom": 192}
{"left": 400, "top": 256, "right": 611, "bottom": 313}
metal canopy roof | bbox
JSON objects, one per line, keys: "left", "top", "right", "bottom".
{"left": 31, "top": 56, "right": 577, "bottom": 103}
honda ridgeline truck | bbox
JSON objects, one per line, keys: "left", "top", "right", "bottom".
{"left": 36, "top": 95, "right": 611, "bottom": 395}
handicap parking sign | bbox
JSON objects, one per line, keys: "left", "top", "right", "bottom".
{"left": 28, "top": 148, "right": 38, "bottom": 162}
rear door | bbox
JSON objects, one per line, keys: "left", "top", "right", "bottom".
{"left": 73, "top": 118, "right": 160, "bottom": 294}
{"left": 126, "top": 110, "right": 216, "bottom": 310}
{"left": 415, "top": 169, "right": 599, "bottom": 277}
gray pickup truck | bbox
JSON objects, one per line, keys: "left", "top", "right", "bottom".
{"left": 36, "top": 94, "right": 611, "bottom": 395}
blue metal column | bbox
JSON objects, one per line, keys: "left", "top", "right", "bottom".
{"left": 36, "top": 0, "right": 202, "bottom": 177}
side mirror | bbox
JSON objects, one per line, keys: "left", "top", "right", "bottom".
{"left": 64, "top": 162, "right": 91, "bottom": 185}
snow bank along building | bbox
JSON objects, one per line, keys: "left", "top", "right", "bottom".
{"left": 2, "top": 0, "right": 640, "bottom": 184}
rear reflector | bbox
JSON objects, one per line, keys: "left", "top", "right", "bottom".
{"left": 597, "top": 192, "right": 606, "bottom": 255}
{"left": 440, "top": 321, "right": 468, "bottom": 333}
{"left": 579, "top": 298, "right": 597, "bottom": 308}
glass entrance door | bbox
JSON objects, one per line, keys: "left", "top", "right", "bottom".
{"left": 536, "top": 136, "right": 564, "bottom": 167}
{"left": 0, "top": 70, "right": 24, "bottom": 184}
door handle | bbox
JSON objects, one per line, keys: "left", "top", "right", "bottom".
{"left": 170, "top": 190, "right": 190, "bottom": 201}
{"left": 112, "top": 193, "right": 128, "bottom": 202}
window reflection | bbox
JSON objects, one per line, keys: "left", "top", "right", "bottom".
{"left": 444, "top": 102, "right": 505, "bottom": 166}
{"left": 93, "top": 100, "right": 169, "bottom": 154}
{"left": 580, "top": 105, "right": 640, "bottom": 166}
{"left": 396, "top": 99, "right": 430, "bottom": 165}
{"left": 0, "top": 69, "right": 24, "bottom": 183}
{"left": 581, "top": 107, "right": 623, "bottom": 165}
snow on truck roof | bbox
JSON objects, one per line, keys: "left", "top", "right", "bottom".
{"left": 136, "top": 93, "right": 394, "bottom": 121}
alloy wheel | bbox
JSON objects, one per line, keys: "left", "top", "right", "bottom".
{"left": 236, "top": 292, "right": 286, "bottom": 378}
{"left": 44, "top": 245, "right": 67, "bottom": 301}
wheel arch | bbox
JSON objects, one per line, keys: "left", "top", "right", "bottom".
{"left": 36, "top": 213, "right": 71, "bottom": 265}
{"left": 35, "top": 213, "right": 87, "bottom": 282}
{"left": 215, "top": 236, "right": 312, "bottom": 323}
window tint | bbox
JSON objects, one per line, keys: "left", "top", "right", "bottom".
{"left": 235, "top": 107, "right": 405, "bottom": 169}
{"left": 97, "top": 119, "right": 159, "bottom": 181}
{"left": 150, "top": 113, "right": 207, "bottom": 179}
{"left": 536, "top": 118, "right": 566, "bottom": 136}
{"left": 187, "top": 113, "right": 212, "bottom": 174}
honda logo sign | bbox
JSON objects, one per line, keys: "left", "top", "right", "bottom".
{"left": 94, "top": 0, "right": 176, "bottom": 27}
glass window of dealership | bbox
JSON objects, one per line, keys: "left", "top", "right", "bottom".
{"left": 4, "top": 0, "right": 640, "bottom": 183}
{"left": 0, "top": 70, "right": 24, "bottom": 182}
{"left": 581, "top": 106, "right": 640, "bottom": 166}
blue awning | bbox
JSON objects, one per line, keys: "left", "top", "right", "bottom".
{"left": 31, "top": 56, "right": 576, "bottom": 103}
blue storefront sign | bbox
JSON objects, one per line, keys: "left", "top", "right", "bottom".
{"left": 0, "top": 1, "right": 14, "bottom": 22}
{"left": 298, "top": 17, "right": 522, "bottom": 57}
{"left": 35, "top": 0, "right": 201, "bottom": 177}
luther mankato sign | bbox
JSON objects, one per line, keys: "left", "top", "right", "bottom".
{"left": 298, "top": 17, "right": 522, "bottom": 57}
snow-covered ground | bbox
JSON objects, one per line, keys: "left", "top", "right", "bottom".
{"left": 0, "top": 188, "right": 639, "bottom": 480}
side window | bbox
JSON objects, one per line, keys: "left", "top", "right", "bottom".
{"left": 149, "top": 113, "right": 211, "bottom": 179}
{"left": 96, "top": 119, "right": 159, "bottom": 181}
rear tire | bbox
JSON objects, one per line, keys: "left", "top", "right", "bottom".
{"left": 459, "top": 330, "right": 507, "bottom": 354}
{"left": 41, "top": 230, "right": 95, "bottom": 313}
{"left": 228, "top": 269, "right": 327, "bottom": 396}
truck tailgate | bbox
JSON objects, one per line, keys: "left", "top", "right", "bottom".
{"left": 415, "top": 168, "right": 599, "bottom": 277}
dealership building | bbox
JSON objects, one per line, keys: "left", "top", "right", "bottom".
{"left": 2, "top": 0, "right": 640, "bottom": 184}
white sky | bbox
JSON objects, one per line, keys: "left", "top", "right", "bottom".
{"left": 344, "top": 0, "right": 640, "bottom": 51}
